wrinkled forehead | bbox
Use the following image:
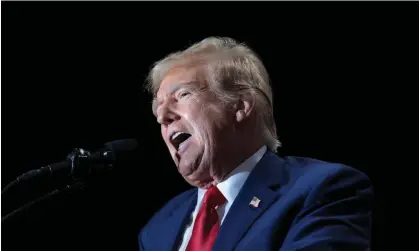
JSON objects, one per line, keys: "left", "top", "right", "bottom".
{"left": 156, "top": 67, "right": 200, "bottom": 99}
{"left": 152, "top": 67, "right": 205, "bottom": 113}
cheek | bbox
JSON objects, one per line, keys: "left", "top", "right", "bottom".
{"left": 184, "top": 99, "right": 225, "bottom": 133}
{"left": 197, "top": 108, "right": 226, "bottom": 138}
{"left": 182, "top": 101, "right": 203, "bottom": 124}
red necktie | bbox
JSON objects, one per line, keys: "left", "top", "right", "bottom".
{"left": 186, "top": 185, "right": 226, "bottom": 251}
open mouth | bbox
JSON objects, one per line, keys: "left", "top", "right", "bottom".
{"left": 171, "top": 132, "right": 192, "bottom": 151}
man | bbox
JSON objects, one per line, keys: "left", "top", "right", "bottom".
{"left": 138, "top": 37, "right": 373, "bottom": 251}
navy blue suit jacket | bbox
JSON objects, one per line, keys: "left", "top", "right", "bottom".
{"left": 138, "top": 151, "right": 373, "bottom": 251}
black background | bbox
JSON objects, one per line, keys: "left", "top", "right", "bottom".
{"left": 2, "top": 2, "right": 417, "bottom": 251}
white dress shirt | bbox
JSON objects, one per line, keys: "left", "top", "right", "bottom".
{"left": 178, "top": 145, "right": 267, "bottom": 251}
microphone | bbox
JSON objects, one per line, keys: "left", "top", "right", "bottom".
{"left": 2, "top": 138, "right": 138, "bottom": 195}
{"left": 1, "top": 138, "right": 138, "bottom": 224}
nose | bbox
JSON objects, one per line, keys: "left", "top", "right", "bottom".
{"left": 156, "top": 102, "right": 180, "bottom": 125}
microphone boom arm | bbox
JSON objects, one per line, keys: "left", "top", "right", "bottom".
{"left": 1, "top": 180, "right": 88, "bottom": 224}
{"left": 2, "top": 147, "right": 94, "bottom": 197}
{"left": 1, "top": 138, "right": 137, "bottom": 220}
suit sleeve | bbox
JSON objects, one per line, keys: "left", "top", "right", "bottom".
{"left": 279, "top": 165, "right": 373, "bottom": 251}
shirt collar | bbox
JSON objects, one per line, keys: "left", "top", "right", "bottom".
{"left": 198, "top": 145, "right": 267, "bottom": 204}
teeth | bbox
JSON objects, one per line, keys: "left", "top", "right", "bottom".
{"left": 171, "top": 132, "right": 185, "bottom": 141}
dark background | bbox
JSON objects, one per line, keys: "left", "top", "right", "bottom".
{"left": 2, "top": 2, "right": 417, "bottom": 251}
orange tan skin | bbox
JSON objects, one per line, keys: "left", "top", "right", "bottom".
{"left": 153, "top": 66, "right": 264, "bottom": 188}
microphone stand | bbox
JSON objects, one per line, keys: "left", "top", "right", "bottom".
{"left": 1, "top": 147, "right": 95, "bottom": 224}
{"left": 1, "top": 181, "right": 87, "bottom": 224}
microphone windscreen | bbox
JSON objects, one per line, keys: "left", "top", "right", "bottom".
{"left": 105, "top": 138, "right": 138, "bottom": 153}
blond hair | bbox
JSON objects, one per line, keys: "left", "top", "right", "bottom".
{"left": 145, "top": 37, "right": 281, "bottom": 152}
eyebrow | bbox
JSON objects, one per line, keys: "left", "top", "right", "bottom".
{"left": 152, "top": 81, "right": 200, "bottom": 114}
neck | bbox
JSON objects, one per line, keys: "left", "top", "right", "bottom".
{"left": 212, "top": 139, "right": 265, "bottom": 184}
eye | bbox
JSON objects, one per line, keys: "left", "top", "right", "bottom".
{"left": 178, "top": 91, "right": 191, "bottom": 99}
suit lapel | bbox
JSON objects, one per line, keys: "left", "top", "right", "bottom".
{"left": 212, "top": 152, "right": 284, "bottom": 251}
{"left": 159, "top": 190, "right": 197, "bottom": 251}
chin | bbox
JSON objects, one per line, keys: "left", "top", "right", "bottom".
{"left": 184, "top": 170, "right": 213, "bottom": 188}
{"left": 180, "top": 155, "right": 211, "bottom": 185}
{"left": 178, "top": 155, "right": 200, "bottom": 176}
{"left": 178, "top": 163, "right": 193, "bottom": 177}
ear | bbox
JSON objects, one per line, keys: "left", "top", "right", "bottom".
{"left": 235, "top": 93, "right": 256, "bottom": 123}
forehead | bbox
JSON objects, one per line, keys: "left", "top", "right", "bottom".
{"left": 156, "top": 67, "right": 199, "bottom": 99}
{"left": 152, "top": 67, "right": 203, "bottom": 113}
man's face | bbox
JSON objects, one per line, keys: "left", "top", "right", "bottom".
{"left": 154, "top": 67, "right": 235, "bottom": 187}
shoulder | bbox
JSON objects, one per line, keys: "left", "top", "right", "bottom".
{"left": 260, "top": 152, "right": 372, "bottom": 197}
{"left": 282, "top": 155, "right": 371, "bottom": 183}
{"left": 272, "top": 154, "right": 373, "bottom": 203}
{"left": 261, "top": 154, "right": 374, "bottom": 249}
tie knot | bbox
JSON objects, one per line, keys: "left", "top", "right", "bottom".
{"left": 203, "top": 185, "right": 226, "bottom": 208}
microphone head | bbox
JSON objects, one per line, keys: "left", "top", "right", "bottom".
{"left": 102, "top": 139, "right": 138, "bottom": 171}
{"left": 104, "top": 138, "right": 138, "bottom": 154}
{"left": 91, "top": 139, "right": 138, "bottom": 170}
